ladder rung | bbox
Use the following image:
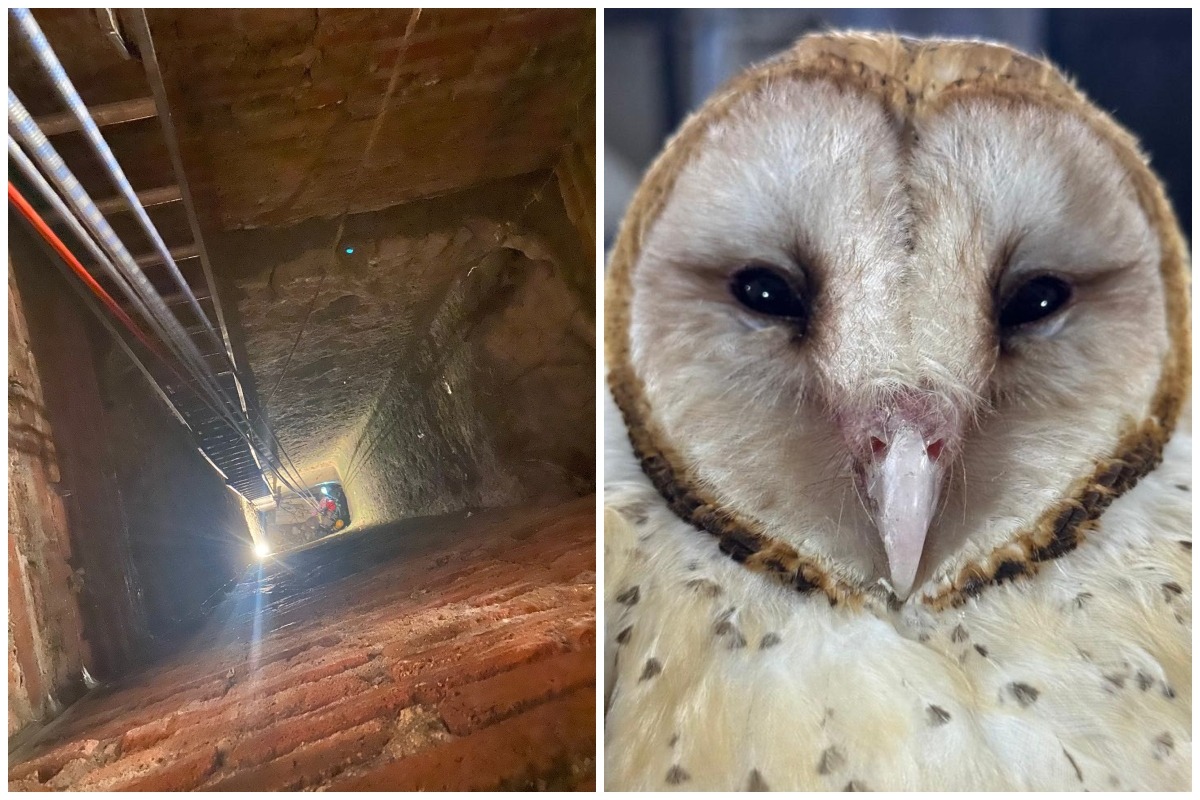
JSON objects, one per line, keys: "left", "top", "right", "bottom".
{"left": 135, "top": 243, "right": 198, "bottom": 269}
{"left": 97, "top": 185, "right": 182, "bottom": 215}
{"left": 36, "top": 97, "right": 157, "bottom": 136}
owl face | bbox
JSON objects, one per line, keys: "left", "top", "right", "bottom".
{"left": 611, "top": 36, "right": 1187, "bottom": 601}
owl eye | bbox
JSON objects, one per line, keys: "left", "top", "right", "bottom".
{"left": 730, "top": 264, "right": 809, "bottom": 325}
{"left": 999, "top": 275, "right": 1072, "bottom": 331}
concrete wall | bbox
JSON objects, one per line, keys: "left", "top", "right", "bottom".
{"left": 7, "top": 223, "right": 252, "bottom": 736}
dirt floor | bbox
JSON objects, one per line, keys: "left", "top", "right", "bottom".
{"left": 7, "top": 496, "right": 596, "bottom": 791}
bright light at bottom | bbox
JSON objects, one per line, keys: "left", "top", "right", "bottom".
{"left": 254, "top": 541, "right": 270, "bottom": 559}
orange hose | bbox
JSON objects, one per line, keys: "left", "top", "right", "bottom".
{"left": 9, "top": 181, "right": 166, "bottom": 361}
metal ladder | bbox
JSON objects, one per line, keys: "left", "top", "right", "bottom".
{"left": 23, "top": 11, "right": 273, "bottom": 505}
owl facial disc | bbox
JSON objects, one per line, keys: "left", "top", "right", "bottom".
{"left": 606, "top": 32, "right": 1189, "bottom": 608}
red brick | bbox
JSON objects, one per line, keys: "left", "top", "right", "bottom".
{"left": 71, "top": 741, "right": 188, "bottom": 791}
{"left": 7, "top": 738, "right": 101, "bottom": 782}
{"left": 121, "top": 698, "right": 248, "bottom": 755}
{"left": 328, "top": 687, "right": 594, "bottom": 791}
{"left": 8, "top": 777, "right": 51, "bottom": 791}
{"left": 206, "top": 719, "right": 390, "bottom": 791}
{"left": 438, "top": 647, "right": 595, "bottom": 735}
{"left": 409, "top": 635, "right": 568, "bottom": 704}
{"left": 386, "top": 603, "right": 589, "bottom": 683}
{"left": 75, "top": 676, "right": 231, "bottom": 740}
{"left": 253, "top": 633, "right": 342, "bottom": 674}
{"left": 295, "top": 83, "right": 347, "bottom": 111}
{"left": 8, "top": 502, "right": 596, "bottom": 791}
{"left": 132, "top": 705, "right": 247, "bottom": 763}
{"left": 225, "top": 681, "right": 412, "bottom": 769}
{"left": 399, "top": 27, "right": 492, "bottom": 65}
{"left": 110, "top": 745, "right": 218, "bottom": 792}
{"left": 227, "top": 650, "right": 371, "bottom": 703}
{"left": 121, "top": 715, "right": 172, "bottom": 752}
{"left": 248, "top": 671, "right": 368, "bottom": 723}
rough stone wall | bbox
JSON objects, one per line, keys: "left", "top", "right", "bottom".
{"left": 555, "top": 89, "right": 596, "bottom": 272}
{"left": 150, "top": 8, "right": 596, "bottom": 231}
{"left": 210, "top": 172, "right": 593, "bottom": 535}
{"left": 337, "top": 248, "right": 593, "bottom": 526}
{"left": 8, "top": 223, "right": 252, "bottom": 737}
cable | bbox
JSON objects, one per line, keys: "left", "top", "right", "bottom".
{"left": 14, "top": 190, "right": 194, "bottom": 433}
{"left": 11, "top": 12, "right": 328, "bottom": 512}
{"left": 262, "top": 271, "right": 329, "bottom": 414}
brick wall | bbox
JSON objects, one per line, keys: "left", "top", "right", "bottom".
{"left": 8, "top": 267, "right": 90, "bottom": 736}
{"left": 7, "top": 223, "right": 253, "bottom": 737}
{"left": 149, "top": 8, "right": 596, "bottom": 231}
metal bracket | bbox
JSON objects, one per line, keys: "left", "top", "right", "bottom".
{"left": 94, "top": 9, "right": 135, "bottom": 60}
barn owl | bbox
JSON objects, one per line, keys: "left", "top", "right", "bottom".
{"left": 604, "top": 33, "right": 1190, "bottom": 791}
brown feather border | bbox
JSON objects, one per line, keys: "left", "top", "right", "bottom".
{"left": 605, "top": 33, "right": 1191, "bottom": 610}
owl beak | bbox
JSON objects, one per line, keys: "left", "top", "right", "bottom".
{"left": 861, "top": 425, "right": 945, "bottom": 600}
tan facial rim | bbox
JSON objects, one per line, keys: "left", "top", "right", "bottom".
{"left": 605, "top": 34, "right": 1191, "bottom": 609}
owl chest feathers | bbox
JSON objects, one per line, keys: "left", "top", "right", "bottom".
{"left": 604, "top": 432, "right": 1191, "bottom": 791}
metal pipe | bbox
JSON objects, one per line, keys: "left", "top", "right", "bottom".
{"left": 18, "top": 9, "right": 305, "bottom": 502}
{"left": 8, "top": 180, "right": 163, "bottom": 360}
{"left": 8, "top": 138, "right": 244, "bottom": 450}
{"left": 8, "top": 110, "right": 302, "bottom": 499}
{"left": 8, "top": 90, "right": 226, "bottom": 402}
{"left": 7, "top": 166, "right": 276, "bottom": 491}
{"left": 125, "top": 9, "right": 264, "bottom": 477}
{"left": 14, "top": 184, "right": 193, "bottom": 434}
{"left": 11, "top": 179, "right": 305, "bottom": 504}
{"left": 10, "top": 7, "right": 223, "bottom": 354}
{"left": 6, "top": 139, "right": 257, "bottom": 469}
{"left": 9, "top": 136, "right": 166, "bottom": 358}
{"left": 8, "top": 27, "right": 318, "bottom": 509}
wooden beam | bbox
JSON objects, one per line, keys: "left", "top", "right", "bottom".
{"left": 35, "top": 96, "right": 156, "bottom": 136}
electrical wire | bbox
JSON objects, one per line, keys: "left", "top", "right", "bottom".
{"left": 14, "top": 186, "right": 194, "bottom": 434}
{"left": 8, "top": 137, "right": 173, "bottom": 357}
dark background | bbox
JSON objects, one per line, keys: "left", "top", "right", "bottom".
{"left": 604, "top": 9, "right": 1191, "bottom": 244}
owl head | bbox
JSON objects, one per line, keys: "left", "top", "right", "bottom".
{"left": 607, "top": 33, "right": 1189, "bottom": 604}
